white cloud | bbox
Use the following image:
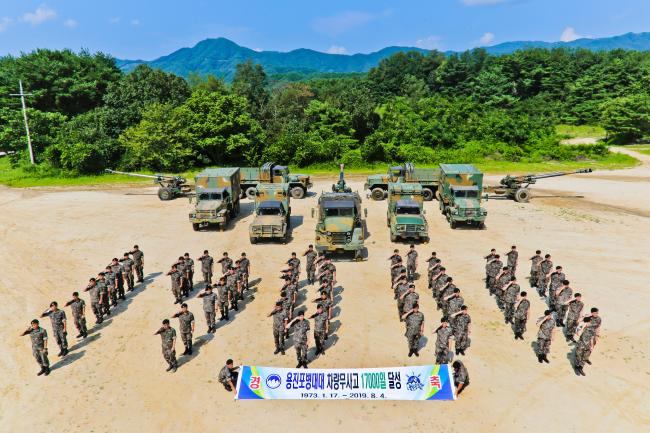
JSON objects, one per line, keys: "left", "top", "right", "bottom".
{"left": 312, "top": 11, "right": 375, "bottom": 37}
{"left": 130, "top": 19, "right": 141, "bottom": 27}
{"left": 20, "top": 5, "right": 57, "bottom": 26}
{"left": 326, "top": 45, "right": 348, "bottom": 55}
{"left": 109, "top": 16, "right": 121, "bottom": 24}
{"left": 0, "top": 17, "right": 12, "bottom": 32}
{"left": 415, "top": 35, "right": 442, "bottom": 50}
{"left": 461, "top": 0, "right": 512, "bottom": 5}
{"left": 63, "top": 19, "right": 77, "bottom": 28}
{"left": 253, "top": 47, "right": 263, "bottom": 52}
{"left": 480, "top": 32, "right": 495, "bottom": 44}
{"left": 560, "top": 26, "right": 581, "bottom": 42}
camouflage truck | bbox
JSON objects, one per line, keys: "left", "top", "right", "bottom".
{"left": 387, "top": 183, "right": 429, "bottom": 243}
{"left": 312, "top": 191, "right": 366, "bottom": 260}
{"left": 365, "top": 162, "right": 440, "bottom": 201}
{"left": 437, "top": 164, "right": 487, "bottom": 229}
{"left": 240, "top": 162, "right": 312, "bottom": 200}
{"left": 249, "top": 183, "right": 291, "bottom": 244}
{"left": 188, "top": 167, "right": 241, "bottom": 231}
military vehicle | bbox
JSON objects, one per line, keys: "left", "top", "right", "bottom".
{"left": 105, "top": 169, "right": 191, "bottom": 200}
{"left": 387, "top": 182, "right": 429, "bottom": 242}
{"left": 438, "top": 164, "right": 487, "bottom": 229}
{"left": 365, "top": 163, "right": 440, "bottom": 201}
{"left": 249, "top": 183, "right": 291, "bottom": 244}
{"left": 486, "top": 168, "right": 593, "bottom": 202}
{"left": 240, "top": 162, "right": 312, "bottom": 200}
{"left": 312, "top": 165, "right": 366, "bottom": 260}
{"left": 188, "top": 167, "right": 241, "bottom": 231}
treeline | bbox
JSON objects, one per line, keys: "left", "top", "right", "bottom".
{"left": 1, "top": 47, "right": 649, "bottom": 174}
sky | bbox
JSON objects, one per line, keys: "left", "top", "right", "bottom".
{"left": 0, "top": 0, "right": 649, "bottom": 59}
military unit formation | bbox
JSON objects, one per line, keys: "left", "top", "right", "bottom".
{"left": 21, "top": 161, "right": 600, "bottom": 393}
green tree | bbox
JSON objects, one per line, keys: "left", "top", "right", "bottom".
{"left": 232, "top": 60, "right": 269, "bottom": 119}
{"left": 601, "top": 93, "right": 650, "bottom": 143}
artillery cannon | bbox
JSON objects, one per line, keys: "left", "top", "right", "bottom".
{"left": 487, "top": 168, "right": 593, "bottom": 202}
{"left": 332, "top": 164, "right": 352, "bottom": 193}
{"left": 105, "top": 169, "right": 191, "bottom": 200}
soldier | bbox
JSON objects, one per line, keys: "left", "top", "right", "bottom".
{"left": 505, "top": 245, "right": 518, "bottom": 274}
{"left": 313, "top": 291, "right": 333, "bottom": 320}
{"left": 215, "top": 277, "right": 230, "bottom": 321}
{"left": 565, "top": 293, "right": 584, "bottom": 342}
{"left": 84, "top": 277, "right": 103, "bottom": 324}
{"left": 451, "top": 306, "right": 471, "bottom": 356}
{"left": 197, "top": 285, "right": 217, "bottom": 333}
{"left": 110, "top": 257, "right": 125, "bottom": 300}
{"left": 445, "top": 288, "right": 464, "bottom": 325}
{"left": 40, "top": 301, "right": 68, "bottom": 357}
{"left": 303, "top": 245, "right": 318, "bottom": 284}
{"left": 166, "top": 264, "right": 183, "bottom": 304}
{"left": 286, "top": 311, "right": 310, "bottom": 368}
{"left": 198, "top": 250, "right": 214, "bottom": 287}
{"left": 96, "top": 272, "right": 110, "bottom": 317}
{"left": 513, "top": 291, "right": 530, "bottom": 340}
{"left": 548, "top": 266, "right": 566, "bottom": 311}
{"left": 217, "top": 252, "right": 233, "bottom": 275}
{"left": 430, "top": 267, "right": 448, "bottom": 306}
{"left": 503, "top": 276, "right": 521, "bottom": 324}
{"left": 20, "top": 319, "right": 50, "bottom": 376}
{"left": 130, "top": 245, "right": 145, "bottom": 283}
{"left": 573, "top": 317, "right": 595, "bottom": 376}
{"left": 310, "top": 304, "right": 330, "bottom": 357}
{"left": 484, "top": 248, "right": 497, "bottom": 262}
{"left": 554, "top": 280, "right": 573, "bottom": 327}
{"left": 535, "top": 310, "right": 555, "bottom": 363}
{"left": 287, "top": 252, "right": 300, "bottom": 273}
{"left": 269, "top": 301, "right": 288, "bottom": 355}
{"left": 154, "top": 319, "right": 177, "bottom": 372}
{"left": 121, "top": 252, "right": 135, "bottom": 292}
{"left": 426, "top": 252, "right": 439, "bottom": 281}
{"left": 438, "top": 277, "right": 456, "bottom": 314}
{"left": 484, "top": 249, "right": 498, "bottom": 288}
{"left": 486, "top": 255, "right": 502, "bottom": 294}
{"left": 537, "top": 254, "right": 553, "bottom": 297}
{"left": 390, "top": 257, "right": 406, "bottom": 282}
{"left": 402, "top": 284, "right": 420, "bottom": 317}
{"left": 104, "top": 265, "right": 118, "bottom": 307}
{"left": 176, "top": 257, "right": 189, "bottom": 298}
{"left": 183, "top": 253, "right": 195, "bottom": 290}
{"left": 395, "top": 279, "right": 411, "bottom": 320}
{"left": 433, "top": 317, "right": 454, "bottom": 365}
{"left": 225, "top": 267, "right": 240, "bottom": 311}
{"left": 218, "top": 359, "right": 239, "bottom": 394}
{"left": 529, "top": 250, "right": 542, "bottom": 288}
{"left": 406, "top": 244, "right": 418, "bottom": 281}
{"left": 322, "top": 258, "right": 337, "bottom": 284}
{"left": 65, "top": 291, "right": 88, "bottom": 339}
{"left": 172, "top": 303, "right": 195, "bottom": 355}
{"left": 588, "top": 307, "right": 602, "bottom": 345}
{"left": 280, "top": 290, "right": 293, "bottom": 325}
{"left": 282, "top": 277, "right": 298, "bottom": 319}
{"left": 452, "top": 360, "right": 469, "bottom": 396}
{"left": 392, "top": 270, "right": 408, "bottom": 300}
{"left": 494, "top": 266, "right": 511, "bottom": 310}
{"left": 388, "top": 249, "right": 402, "bottom": 266}
{"left": 401, "top": 303, "right": 425, "bottom": 357}
{"left": 238, "top": 252, "right": 250, "bottom": 290}
{"left": 427, "top": 259, "right": 442, "bottom": 288}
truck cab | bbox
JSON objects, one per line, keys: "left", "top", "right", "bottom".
{"left": 249, "top": 183, "right": 291, "bottom": 243}
{"left": 387, "top": 183, "right": 429, "bottom": 242}
{"left": 438, "top": 164, "right": 487, "bottom": 229}
{"left": 313, "top": 192, "right": 366, "bottom": 260}
{"left": 189, "top": 167, "right": 241, "bottom": 231}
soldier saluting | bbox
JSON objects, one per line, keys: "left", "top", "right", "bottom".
{"left": 65, "top": 291, "right": 88, "bottom": 339}
{"left": 269, "top": 301, "right": 288, "bottom": 355}
{"left": 310, "top": 304, "right": 330, "bottom": 357}
{"left": 197, "top": 285, "right": 217, "bottom": 333}
{"left": 84, "top": 277, "right": 103, "bottom": 324}
{"left": 154, "top": 319, "right": 177, "bottom": 373}
{"left": 535, "top": 310, "right": 555, "bottom": 364}
{"left": 40, "top": 301, "right": 69, "bottom": 357}
{"left": 217, "top": 252, "right": 232, "bottom": 275}
{"left": 303, "top": 245, "right": 317, "bottom": 284}
{"left": 402, "top": 303, "right": 424, "bottom": 357}
{"left": 172, "top": 303, "right": 195, "bottom": 355}
{"left": 197, "top": 250, "right": 214, "bottom": 287}
{"left": 130, "top": 245, "right": 145, "bottom": 283}
{"left": 286, "top": 310, "right": 310, "bottom": 368}
{"left": 20, "top": 319, "right": 50, "bottom": 376}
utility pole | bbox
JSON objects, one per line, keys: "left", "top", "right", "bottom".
{"left": 10, "top": 80, "right": 35, "bottom": 164}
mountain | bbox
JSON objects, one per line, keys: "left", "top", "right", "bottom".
{"left": 116, "top": 32, "right": 650, "bottom": 80}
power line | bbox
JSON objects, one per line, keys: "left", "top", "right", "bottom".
{"left": 9, "top": 80, "right": 35, "bottom": 165}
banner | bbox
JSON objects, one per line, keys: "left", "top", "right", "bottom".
{"left": 235, "top": 364, "right": 456, "bottom": 400}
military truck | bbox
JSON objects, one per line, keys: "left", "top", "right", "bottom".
{"left": 365, "top": 163, "right": 440, "bottom": 201}
{"left": 240, "top": 162, "right": 312, "bottom": 200}
{"left": 249, "top": 183, "right": 291, "bottom": 244}
{"left": 386, "top": 183, "right": 429, "bottom": 242}
{"left": 437, "top": 164, "right": 487, "bottom": 229}
{"left": 189, "top": 167, "right": 241, "bottom": 231}
{"left": 312, "top": 166, "right": 366, "bottom": 260}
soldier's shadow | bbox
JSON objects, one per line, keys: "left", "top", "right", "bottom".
{"left": 178, "top": 334, "right": 214, "bottom": 367}
{"left": 68, "top": 332, "right": 101, "bottom": 352}
{"left": 215, "top": 286, "right": 258, "bottom": 327}
{"left": 50, "top": 350, "right": 85, "bottom": 372}
{"left": 248, "top": 278, "right": 262, "bottom": 288}
{"left": 109, "top": 272, "right": 162, "bottom": 319}
{"left": 530, "top": 341, "right": 539, "bottom": 358}
{"left": 329, "top": 320, "right": 342, "bottom": 334}
{"left": 331, "top": 306, "right": 341, "bottom": 318}
{"left": 418, "top": 336, "right": 429, "bottom": 351}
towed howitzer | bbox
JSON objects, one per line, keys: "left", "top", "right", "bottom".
{"left": 105, "top": 169, "right": 192, "bottom": 201}
{"left": 332, "top": 164, "right": 352, "bottom": 193}
{"left": 487, "top": 168, "right": 593, "bottom": 202}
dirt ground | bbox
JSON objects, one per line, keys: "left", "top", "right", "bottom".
{"left": 1, "top": 149, "right": 649, "bottom": 433}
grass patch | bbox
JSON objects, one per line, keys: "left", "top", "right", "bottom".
{"left": 556, "top": 124, "right": 606, "bottom": 139}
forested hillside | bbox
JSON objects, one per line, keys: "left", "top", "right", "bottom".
{"left": 1, "top": 47, "right": 649, "bottom": 175}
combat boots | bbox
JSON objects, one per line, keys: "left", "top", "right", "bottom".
{"left": 408, "top": 349, "right": 414, "bottom": 357}
{"left": 187, "top": 341, "right": 193, "bottom": 355}
{"left": 542, "top": 355, "right": 550, "bottom": 363}
{"left": 37, "top": 367, "right": 46, "bottom": 376}
{"left": 537, "top": 354, "right": 543, "bottom": 363}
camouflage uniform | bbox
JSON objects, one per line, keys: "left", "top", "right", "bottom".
{"left": 537, "top": 259, "right": 553, "bottom": 296}
{"left": 87, "top": 283, "right": 103, "bottom": 323}
{"left": 403, "top": 291, "right": 420, "bottom": 314}
{"left": 506, "top": 250, "right": 518, "bottom": 274}
{"left": 184, "top": 258, "right": 195, "bottom": 289}
{"left": 504, "top": 283, "right": 521, "bottom": 323}
{"left": 177, "top": 311, "right": 195, "bottom": 352}
{"left": 292, "top": 319, "right": 310, "bottom": 366}
{"left": 495, "top": 271, "right": 511, "bottom": 310}
{"left": 575, "top": 326, "right": 595, "bottom": 368}
{"left": 111, "top": 262, "right": 125, "bottom": 299}
{"left": 218, "top": 256, "right": 233, "bottom": 275}
{"left": 198, "top": 255, "right": 214, "bottom": 286}
{"left": 453, "top": 360, "right": 470, "bottom": 394}
{"left": 47, "top": 309, "right": 68, "bottom": 352}
{"left": 284, "top": 283, "right": 298, "bottom": 317}
{"left": 555, "top": 286, "right": 573, "bottom": 325}
{"left": 304, "top": 250, "right": 317, "bottom": 283}
{"left": 121, "top": 257, "right": 135, "bottom": 291}
{"left": 536, "top": 318, "right": 555, "bottom": 356}
{"left": 435, "top": 326, "right": 454, "bottom": 364}
{"left": 565, "top": 299, "right": 584, "bottom": 339}
{"left": 218, "top": 365, "right": 238, "bottom": 391}
{"left": 271, "top": 309, "right": 287, "bottom": 352}
{"left": 226, "top": 272, "right": 239, "bottom": 309}
{"left": 169, "top": 270, "right": 182, "bottom": 303}
{"left": 238, "top": 257, "right": 249, "bottom": 289}
{"left": 201, "top": 291, "right": 217, "bottom": 331}
{"left": 426, "top": 256, "right": 439, "bottom": 283}
{"left": 216, "top": 283, "right": 230, "bottom": 319}
{"left": 514, "top": 299, "right": 530, "bottom": 336}
{"left": 447, "top": 295, "right": 464, "bottom": 326}
{"left": 288, "top": 257, "right": 300, "bottom": 273}
{"left": 312, "top": 311, "right": 328, "bottom": 354}
{"left": 454, "top": 313, "right": 471, "bottom": 353}
{"left": 29, "top": 327, "right": 49, "bottom": 369}
{"left": 529, "top": 254, "right": 542, "bottom": 287}
{"left": 319, "top": 298, "right": 333, "bottom": 317}
{"left": 431, "top": 274, "right": 449, "bottom": 307}
{"left": 406, "top": 249, "right": 418, "bottom": 280}
{"left": 439, "top": 283, "right": 456, "bottom": 315}
{"left": 158, "top": 327, "right": 177, "bottom": 369}
{"left": 548, "top": 271, "right": 565, "bottom": 310}
{"left": 486, "top": 260, "right": 502, "bottom": 294}
{"left": 395, "top": 283, "right": 410, "bottom": 319}
{"left": 404, "top": 311, "right": 424, "bottom": 353}
{"left": 131, "top": 249, "right": 144, "bottom": 282}
{"left": 104, "top": 269, "right": 117, "bottom": 306}
{"left": 97, "top": 279, "right": 110, "bottom": 315}
{"left": 176, "top": 261, "right": 188, "bottom": 297}
{"left": 391, "top": 263, "right": 405, "bottom": 282}
{"left": 68, "top": 298, "right": 87, "bottom": 336}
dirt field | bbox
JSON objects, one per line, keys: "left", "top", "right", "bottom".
{"left": 1, "top": 150, "right": 649, "bottom": 433}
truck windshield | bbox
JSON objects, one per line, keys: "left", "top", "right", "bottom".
{"left": 258, "top": 206, "right": 282, "bottom": 216}
{"left": 324, "top": 207, "right": 354, "bottom": 217}
{"left": 198, "top": 192, "right": 223, "bottom": 200}
{"left": 453, "top": 190, "right": 478, "bottom": 198}
{"left": 396, "top": 206, "right": 421, "bottom": 215}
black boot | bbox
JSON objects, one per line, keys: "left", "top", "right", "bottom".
{"left": 543, "top": 355, "right": 550, "bottom": 364}
{"left": 43, "top": 367, "right": 50, "bottom": 376}
{"left": 274, "top": 348, "right": 280, "bottom": 355}
{"left": 166, "top": 364, "right": 174, "bottom": 372}
{"left": 579, "top": 367, "right": 586, "bottom": 376}
{"left": 37, "top": 367, "right": 46, "bottom": 376}
{"left": 408, "top": 349, "right": 414, "bottom": 357}
{"left": 187, "top": 342, "right": 193, "bottom": 355}
{"left": 414, "top": 350, "right": 419, "bottom": 357}
{"left": 537, "top": 354, "right": 543, "bottom": 363}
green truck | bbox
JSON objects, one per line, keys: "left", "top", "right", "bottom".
{"left": 313, "top": 191, "right": 366, "bottom": 260}
{"left": 387, "top": 182, "right": 429, "bottom": 242}
{"left": 249, "top": 183, "right": 291, "bottom": 243}
{"left": 189, "top": 167, "right": 241, "bottom": 231}
{"left": 240, "top": 162, "right": 312, "bottom": 200}
{"left": 437, "top": 164, "right": 487, "bottom": 229}
{"left": 365, "top": 162, "right": 440, "bottom": 201}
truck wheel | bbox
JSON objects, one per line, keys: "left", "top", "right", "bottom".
{"left": 439, "top": 199, "right": 445, "bottom": 214}
{"left": 479, "top": 222, "right": 486, "bottom": 230}
{"left": 250, "top": 237, "right": 258, "bottom": 244}
{"left": 450, "top": 220, "right": 457, "bottom": 229}
{"left": 422, "top": 188, "right": 434, "bottom": 201}
{"left": 192, "top": 223, "right": 200, "bottom": 231}
{"left": 158, "top": 188, "right": 173, "bottom": 201}
{"left": 290, "top": 187, "right": 305, "bottom": 199}
{"left": 245, "top": 187, "right": 256, "bottom": 200}
{"left": 390, "top": 234, "right": 398, "bottom": 242}
{"left": 371, "top": 188, "right": 385, "bottom": 201}
{"left": 514, "top": 188, "right": 531, "bottom": 203}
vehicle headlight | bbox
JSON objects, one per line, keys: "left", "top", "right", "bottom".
{"left": 326, "top": 231, "right": 332, "bottom": 236}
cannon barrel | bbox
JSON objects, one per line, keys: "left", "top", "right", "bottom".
{"left": 527, "top": 168, "right": 593, "bottom": 180}
{"left": 338, "top": 164, "right": 345, "bottom": 183}
{"left": 105, "top": 169, "right": 180, "bottom": 181}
